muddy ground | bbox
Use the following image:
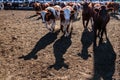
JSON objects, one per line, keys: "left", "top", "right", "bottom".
{"left": 0, "top": 10, "right": 120, "bottom": 80}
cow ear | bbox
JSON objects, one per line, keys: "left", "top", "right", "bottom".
{"left": 94, "top": 8, "right": 99, "bottom": 12}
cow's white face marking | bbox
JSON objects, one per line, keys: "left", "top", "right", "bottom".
{"left": 45, "top": 19, "right": 55, "bottom": 32}
{"left": 60, "top": 8, "right": 71, "bottom": 33}
{"left": 40, "top": 11, "right": 47, "bottom": 23}
{"left": 64, "top": 8, "right": 71, "bottom": 20}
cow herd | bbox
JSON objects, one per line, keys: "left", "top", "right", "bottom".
{"left": 32, "top": 1, "right": 120, "bottom": 46}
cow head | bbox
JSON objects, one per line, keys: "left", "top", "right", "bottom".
{"left": 94, "top": 5, "right": 112, "bottom": 21}
{"left": 39, "top": 10, "right": 52, "bottom": 23}
{"left": 73, "top": 5, "right": 78, "bottom": 11}
{"left": 81, "top": 2, "right": 90, "bottom": 9}
{"left": 60, "top": 7, "right": 74, "bottom": 22}
{"left": 60, "top": 7, "right": 74, "bottom": 37}
{"left": 94, "top": 6, "right": 113, "bottom": 16}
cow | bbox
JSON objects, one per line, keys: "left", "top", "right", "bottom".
{"left": 38, "top": 6, "right": 60, "bottom": 32}
{"left": 41, "top": 2, "right": 50, "bottom": 10}
{"left": 33, "top": 2, "right": 41, "bottom": 15}
{"left": 59, "top": 2, "right": 67, "bottom": 8}
{"left": 72, "top": 3, "right": 81, "bottom": 20}
{"left": 81, "top": 2, "right": 94, "bottom": 29}
{"left": 12, "top": 2, "right": 19, "bottom": 10}
{"left": 33, "top": 2, "right": 50, "bottom": 15}
{"left": 92, "top": 5, "right": 112, "bottom": 46}
{"left": 3, "top": 2, "right": 12, "bottom": 10}
{"left": 105, "top": 2, "right": 119, "bottom": 15}
{"left": 60, "top": 6, "right": 75, "bottom": 37}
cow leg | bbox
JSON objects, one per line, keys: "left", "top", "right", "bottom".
{"left": 60, "top": 24, "right": 64, "bottom": 33}
{"left": 45, "top": 23, "right": 51, "bottom": 31}
{"left": 94, "top": 31, "right": 97, "bottom": 47}
{"left": 65, "top": 20, "right": 73, "bottom": 37}
{"left": 82, "top": 19, "right": 86, "bottom": 29}
{"left": 90, "top": 18, "right": 94, "bottom": 30}
{"left": 51, "top": 20, "right": 56, "bottom": 32}
{"left": 86, "top": 19, "right": 89, "bottom": 29}
{"left": 60, "top": 21, "right": 65, "bottom": 33}
{"left": 74, "top": 12, "right": 78, "bottom": 20}
{"left": 69, "top": 21, "right": 73, "bottom": 37}
{"left": 98, "top": 29, "right": 101, "bottom": 38}
{"left": 65, "top": 24, "right": 70, "bottom": 37}
{"left": 93, "top": 27, "right": 97, "bottom": 47}
{"left": 99, "top": 28, "right": 104, "bottom": 44}
{"left": 104, "top": 27, "right": 107, "bottom": 39}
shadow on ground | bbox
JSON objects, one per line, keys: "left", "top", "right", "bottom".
{"left": 48, "top": 35, "right": 72, "bottom": 70}
{"left": 78, "top": 28, "right": 94, "bottom": 60}
{"left": 18, "top": 32, "right": 58, "bottom": 60}
{"left": 91, "top": 38, "right": 116, "bottom": 80}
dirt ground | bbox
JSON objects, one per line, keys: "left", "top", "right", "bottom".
{"left": 0, "top": 10, "right": 120, "bottom": 80}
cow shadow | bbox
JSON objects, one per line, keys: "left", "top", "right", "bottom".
{"left": 26, "top": 14, "right": 38, "bottom": 19}
{"left": 91, "top": 38, "right": 116, "bottom": 80}
{"left": 48, "top": 35, "right": 72, "bottom": 70}
{"left": 18, "top": 32, "right": 58, "bottom": 60}
{"left": 78, "top": 28, "right": 94, "bottom": 60}
{"left": 36, "top": 16, "right": 41, "bottom": 20}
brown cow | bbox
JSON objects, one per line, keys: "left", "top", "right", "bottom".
{"left": 33, "top": 2, "right": 50, "bottom": 15}
{"left": 33, "top": 2, "right": 41, "bottom": 15}
{"left": 41, "top": 3, "right": 50, "bottom": 10}
{"left": 81, "top": 2, "right": 94, "bottom": 29}
{"left": 106, "top": 2, "right": 119, "bottom": 14}
{"left": 59, "top": 2, "right": 67, "bottom": 8}
{"left": 93, "top": 5, "right": 112, "bottom": 46}
{"left": 3, "top": 2, "right": 12, "bottom": 10}
{"left": 39, "top": 6, "right": 61, "bottom": 32}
